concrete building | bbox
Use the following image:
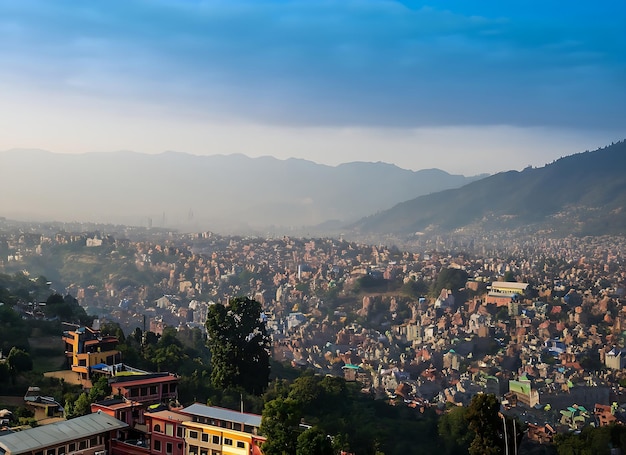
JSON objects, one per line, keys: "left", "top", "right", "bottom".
{"left": 180, "top": 403, "right": 265, "bottom": 455}
{"left": 0, "top": 411, "right": 127, "bottom": 455}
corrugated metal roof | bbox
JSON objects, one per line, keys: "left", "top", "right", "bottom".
{"left": 0, "top": 412, "right": 128, "bottom": 454}
{"left": 181, "top": 403, "right": 262, "bottom": 427}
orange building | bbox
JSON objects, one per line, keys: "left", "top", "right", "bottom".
{"left": 62, "top": 326, "right": 121, "bottom": 379}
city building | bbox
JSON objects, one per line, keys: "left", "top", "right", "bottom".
{"left": 180, "top": 403, "right": 266, "bottom": 455}
{"left": 62, "top": 326, "right": 121, "bottom": 379}
{"left": 0, "top": 411, "right": 127, "bottom": 455}
{"left": 145, "top": 409, "right": 192, "bottom": 455}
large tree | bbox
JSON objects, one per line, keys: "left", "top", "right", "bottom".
{"left": 465, "top": 394, "right": 503, "bottom": 455}
{"left": 205, "top": 296, "right": 271, "bottom": 395}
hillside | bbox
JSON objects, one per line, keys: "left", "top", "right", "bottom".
{"left": 0, "top": 150, "right": 483, "bottom": 234}
{"left": 350, "top": 141, "right": 626, "bottom": 237}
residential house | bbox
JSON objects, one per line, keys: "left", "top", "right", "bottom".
{"left": 62, "top": 326, "right": 121, "bottom": 380}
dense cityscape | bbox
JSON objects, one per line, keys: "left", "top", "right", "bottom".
{"left": 0, "top": 216, "right": 625, "bottom": 453}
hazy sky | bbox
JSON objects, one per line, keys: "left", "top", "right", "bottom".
{"left": 0, "top": 0, "right": 624, "bottom": 174}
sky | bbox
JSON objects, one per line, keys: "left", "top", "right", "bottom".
{"left": 0, "top": 0, "right": 624, "bottom": 175}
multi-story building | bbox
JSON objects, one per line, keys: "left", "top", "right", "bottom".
{"left": 180, "top": 403, "right": 266, "bottom": 455}
{"left": 91, "top": 397, "right": 144, "bottom": 427}
{"left": 62, "top": 326, "right": 121, "bottom": 379}
{"left": 145, "top": 409, "right": 192, "bottom": 455}
{"left": 0, "top": 411, "right": 127, "bottom": 455}
{"left": 108, "top": 372, "right": 179, "bottom": 408}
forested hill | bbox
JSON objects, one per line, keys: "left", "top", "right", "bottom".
{"left": 350, "top": 141, "right": 626, "bottom": 237}
{"left": 0, "top": 149, "right": 483, "bottom": 233}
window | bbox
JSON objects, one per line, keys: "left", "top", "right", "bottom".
{"left": 79, "top": 440, "right": 87, "bottom": 450}
{"left": 166, "top": 423, "right": 174, "bottom": 436}
{"left": 224, "top": 438, "right": 233, "bottom": 446}
{"left": 68, "top": 443, "right": 76, "bottom": 452}
{"left": 47, "top": 450, "right": 55, "bottom": 455}
{"left": 57, "top": 447, "right": 66, "bottom": 455}
{"left": 236, "top": 441, "right": 246, "bottom": 449}
{"left": 201, "top": 450, "right": 208, "bottom": 455}
{"left": 154, "top": 440, "right": 161, "bottom": 452}
{"left": 201, "top": 433, "right": 209, "bottom": 442}
{"left": 212, "top": 435, "right": 220, "bottom": 445}
{"left": 90, "top": 437, "right": 98, "bottom": 447}
{"left": 177, "top": 426, "right": 184, "bottom": 438}
{"left": 130, "top": 388, "right": 139, "bottom": 397}
{"left": 150, "top": 385, "right": 158, "bottom": 395}
{"left": 154, "top": 424, "right": 162, "bottom": 433}
{"left": 189, "top": 430, "right": 199, "bottom": 439}
{"left": 166, "top": 442, "right": 173, "bottom": 454}
{"left": 189, "top": 445, "right": 198, "bottom": 455}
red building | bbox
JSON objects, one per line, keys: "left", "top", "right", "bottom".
{"left": 91, "top": 397, "right": 144, "bottom": 426}
{"left": 109, "top": 372, "right": 179, "bottom": 405}
{"left": 145, "top": 409, "right": 192, "bottom": 455}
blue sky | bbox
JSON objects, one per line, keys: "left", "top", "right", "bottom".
{"left": 0, "top": 0, "right": 624, "bottom": 174}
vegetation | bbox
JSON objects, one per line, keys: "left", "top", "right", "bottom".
{"left": 205, "top": 296, "right": 271, "bottom": 395}
{"left": 260, "top": 372, "right": 440, "bottom": 455}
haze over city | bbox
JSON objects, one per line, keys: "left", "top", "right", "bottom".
{"left": 1, "top": 0, "right": 624, "bottom": 175}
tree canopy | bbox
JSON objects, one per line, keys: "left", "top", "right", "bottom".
{"left": 205, "top": 296, "right": 271, "bottom": 395}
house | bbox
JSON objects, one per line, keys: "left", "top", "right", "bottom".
{"left": 108, "top": 372, "right": 179, "bottom": 406}
{"left": 605, "top": 347, "right": 626, "bottom": 370}
{"left": 594, "top": 403, "right": 618, "bottom": 426}
{"left": 23, "top": 387, "right": 64, "bottom": 423}
{"left": 486, "top": 282, "right": 529, "bottom": 307}
{"left": 180, "top": 403, "right": 266, "bottom": 455}
{"left": 509, "top": 377, "right": 540, "bottom": 408}
{"left": 91, "top": 397, "right": 144, "bottom": 427}
{"left": 0, "top": 411, "right": 127, "bottom": 455}
{"left": 62, "top": 326, "right": 121, "bottom": 379}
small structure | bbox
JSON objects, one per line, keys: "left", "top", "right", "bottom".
{"left": 23, "top": 386, "right": 64, "bottom": 423}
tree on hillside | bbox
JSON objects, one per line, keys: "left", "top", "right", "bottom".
{"left": 438, "top": 405, "right": 473, "bottom": 454}
{"left": 431, "top": 267, "right": 468, "bottom": 297}
{"left": 465, "top": 394, "right": 502, "bottom": 455}
{"left": 205, "top": 296, "right": 271, "bottom": 395}
{"left": 7, "top": 347, "right": 33, "bottom": 374}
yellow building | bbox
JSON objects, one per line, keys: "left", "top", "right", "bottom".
{"left": 62, "top": 326, "right": 121, "bottom": 379}
{"left": 181, "top": 403, "right": 266, "bottom": 455}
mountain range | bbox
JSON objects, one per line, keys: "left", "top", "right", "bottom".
{"left": 0, "top": 149, "right": 484, "bottom": 234}
{"left": 350, "top": 141, "right": 626, "bottom": 238}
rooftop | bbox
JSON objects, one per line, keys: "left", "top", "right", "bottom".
{"left": 181, "top": 403, "right": 262, "bottom": 428}
{"left": 0, "top": 412, "right": 127, "bottom": 454}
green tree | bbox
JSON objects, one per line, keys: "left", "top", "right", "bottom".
{"left": 7, "top": 347, "right": 33, "bottom": 373}
{"left": 296, "top": 427, "right": 334, "bottom": 455}
{"left": 260, "top": 397, "right": 301, "bottom": 455}
{"left": 88, "top": 375, "right": 111, "bottom": 402}
{"left": 205, "top": 296, "right": 271, "bottom": 395}
{"left": 431, "top": 268, "right": 468, "bottom": 297}
{"left": 466, "top": 394, "right": 503, "bottom": 455}
{"left": 71, "top": 392, "right": 91, "bottom": 418}
{"left": 438, "top": 405, "right": 473, "bottom": 454}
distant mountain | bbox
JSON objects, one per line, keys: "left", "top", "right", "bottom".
{"left": 350, "top": 141, "right": 626, "bottom": 237}
{"left": 0, "top": 149, "right": 483, "bottom": 233}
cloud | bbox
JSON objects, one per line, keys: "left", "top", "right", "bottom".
{"left": 0, "top": 0, "right": 624, "bottom": 130}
